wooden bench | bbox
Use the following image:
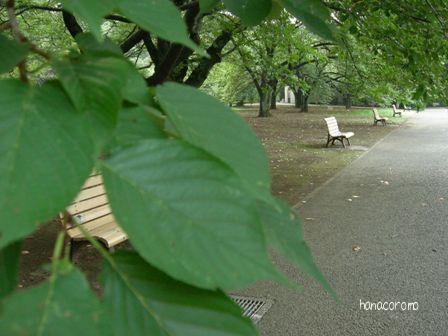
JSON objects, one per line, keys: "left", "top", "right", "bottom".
{"left": 372, "top": 108, "right": 388, "bottom": 126}
{"left": 324, "top": 116, "right": 354, "bottom": 148}
{"left": 60, "top": 173, "right": 127, "bottom": 259}
{"left": 392, "top": 104, "right": 402, "bottom": 117}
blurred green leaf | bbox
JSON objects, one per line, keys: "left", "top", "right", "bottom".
{"left": 258, "top": 197, "right": 336, "bottom": 298}
{"left": 59, "top": 0, "right": 113, "bottom": 40}
{"left": 53, "top": 55, "right": 130, "bottom": 148}
{"left": 115, "top": 0, "right": 207, "bottom": 56}
{"left": 102, "top": 251, "right": 257, "bottom": 335}
{"left": 223, "top": 0, "right": 272, "bottom": 26}
{"left": 110, "top": 105, "right": 166, "bottom": 150}
{"left": 280, "top": 0, "right": 335, "bottom": 41}
{"left": 102, "top": 139, "right": 282, "bottom": 289}
{"left": 0, "top": 261, "right": 104, "bottom": 335}
{"left": 0, "top": 34, "right": 29, "bottom": 74}
{"left": 0, "top": 241, "right": 22, "bottom": 299}
{"left": 199, "top": 0, "right": 220, "bottom": 14}
{"left": 0, "top": 80, "right": 94, "bottom": 248}
{"left": 156, "top": 82, "right": 272, "bottom": 203}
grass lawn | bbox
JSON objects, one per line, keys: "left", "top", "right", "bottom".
{"left": 237, "top": 105, "right": 409, "bottom": 205}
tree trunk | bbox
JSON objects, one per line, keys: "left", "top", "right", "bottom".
{"left": 301, "top": 94, "right": 309, "bottom": 112}
{"left": 344, "top": 94, "right": 352, "bottom": 110}
{"left": 293, "top": 89, "right": 303, "bottom": 109}
{"left": 270, "top": 89, "right": 277, "bottom": 109}
{"left": 258, "top": 88, "right": 272, "bottom": 117}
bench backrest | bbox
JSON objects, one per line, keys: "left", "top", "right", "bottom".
{"left": 372, "top": 108, "right": 380, "bottom": 119}
{"left": 65, "top": 173, "right": 113, "bottom": 232}
{"left": 324, "top": 116, "right": 340, "bottom": 137}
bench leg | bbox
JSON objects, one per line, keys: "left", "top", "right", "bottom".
{"left": 326, "top": 135, "right": 331, "bottom": 148}
{"left": 346, "top": 138, "right": 351, "bottom": 146}
{"left": 69, "top": 239, "right": 79, "bottom": 261}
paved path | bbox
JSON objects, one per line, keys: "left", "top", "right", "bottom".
{"left": 246, "top": 109, "right": 448, "bottom": 335}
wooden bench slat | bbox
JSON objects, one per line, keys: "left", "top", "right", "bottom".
{"left": 68, "top": 194, "right": 109, "bottom": 215}
{"left": 74, "top": 185, "right": 106, "bottom": 203}
{"left": 82, "top": 175, "right": 103, "bottom": 189}
{"left": 71, "top": 204, "right": 111, "bottom": 224}
{"left": 67, "top": 213, "right": 115, "bottom": 233}
{"left": 68, "top": 219, "right": 127, "bottom": 248}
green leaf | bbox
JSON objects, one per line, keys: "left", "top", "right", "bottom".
{"left": 53, "top": 55, "right": 130, "bottom": 148}
{"left": 223, "top": 0, "right": 272, "bottom": 26}
{"left": 0, "top": 34, "right": 29, "bottom": 74}
{"left": 0, "top": 261, "right": 104, "bottom": 335}
{"left": 199, "top": 0, "right": 220, "bottom": 14}
{"left": 280, "top": 0, "right": 335, "bottom": 41}
{"left": 0, "top": 241, "right": 22, "bottom": 299}
{"left": 75, "top": 33, "right": 122, "bottom": 56}
{"left": 110, "top": 105, "right": 166, "bottom": 150}
{"left": 121, "top": 63, "right": 154, "bottom": 106}
{"left": 102, "top": 139, "right": 282, "bottom": 289}
{"left": 115, "top": 0, "right": 207, "bottom": 56}
{"left": 258, "top": 197, "right": 336, "bottom": 298}
{"left": 156, "top": 82, "right": 272, "bottom": 203}
{"left": 59, "top": 0, "right": 113, "bottom": 40}
{"left": 60, "top": 0, "right": 206, "bottom": 55}
{"left": 70, "top": 35, "right": 153, "bottom": 106}
{"left": 0, "top": 80, "right": 95, "bottom": 248}
{"left": 102, "top": 251, "right": 257, "bottom": 336}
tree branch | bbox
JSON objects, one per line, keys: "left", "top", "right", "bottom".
{"left": 6, "top": 0, "right": 27, "bottom": 82}
{"left": 120, "top": 29, "right": 145, "bottom": 53}
{"left": 62, "top": 10, "right": 83, "bottom": 38}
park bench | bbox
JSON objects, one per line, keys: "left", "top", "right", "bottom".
{"left": 392, "top": 104, "right": 402, "bottom": 117}
{"left": 60, "top": 172, "right": 127, "bottom": 259}
{"left": 372, "top": 108, "right": 388, "bottom": 125}
{"left": 324, "top": 116, "right": 354, "bottom": 148}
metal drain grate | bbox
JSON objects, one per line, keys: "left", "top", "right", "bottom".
{"left": 231, "top": 295, "right": 273, "bottom": 324}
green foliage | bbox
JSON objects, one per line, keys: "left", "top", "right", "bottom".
{"left": 102, "top": 139, "right": 283, "bottom": 289}
{"left": 0, "top": 80, "right": 95, "bottom": 248}
{"left": 0, "top": 241, "right": 22, "bottom": 299}
{"left": 102, "top": 251, "right": 257, "bottom": 335}
{"left": 157, "top": 83, "right": 271, "bottom": 202}
{"left": 0, "top": 260, "right": 104, "bottom": 335}
{"left": 258, "top": 198, "right": 335, "bottom": 297}
{"left": 0, "top": 0, "right": 343, "bottom": 333}
{"left": 223, "top": 0, "right": 272, "bottom": 26}
{"left": 0, "top": 34, "right": 28, "bottom": 74}
{"left": 53, "top": 53, "right": 131, "bottom": 148}
{"left": 111, "top": 105, "right": 165, "bottom": 149}
{"left": 199, "top": 0, "right": 220, "bottom": 14}
{"left": 60, "top": 0, "right": 205, "bottom": 54}
{"left": 280, "top": 0, "right": 335, "bottom": 41}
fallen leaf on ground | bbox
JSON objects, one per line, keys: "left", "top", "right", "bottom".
{"left": 352, "top": 245, "right": 362, "bottom": 252}
{"left": 21, "top": 250, "right": 30, "bottom": 255}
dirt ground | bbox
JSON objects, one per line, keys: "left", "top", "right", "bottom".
{"left": 17, "top": 104, "right": 408, "bottom": 289}
{"left": 240, "top": 105, "right": 407, "bottom": 204}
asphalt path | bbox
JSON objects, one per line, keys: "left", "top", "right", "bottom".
{"left": 246, "top": 109, "right": 448, "bottom": 335}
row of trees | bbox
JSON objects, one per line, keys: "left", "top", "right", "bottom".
{"left": 2, "top": 1, "right": 447, "bottom": 117}
{"left": 202, "top": 1, "right": 448, "bottom": 116}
